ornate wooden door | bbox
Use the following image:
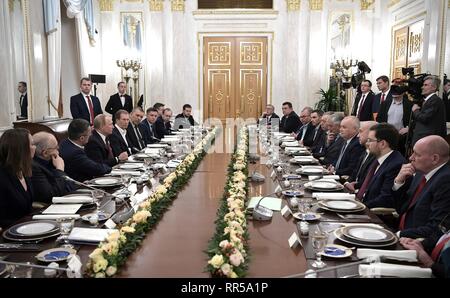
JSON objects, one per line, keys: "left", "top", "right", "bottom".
{"left": 203, "top": 36, "right": 267, "bottom": 122}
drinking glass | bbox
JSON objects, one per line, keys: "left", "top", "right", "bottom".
{"left": 56, "top": 217, "right": 75, "bottom": 249}
{"left": 10, "top": 262, "right": 33, "bottom": 278}
{"left": 310, "top": 229, "right": 327, "bottom": 268}
{"left": 298, "top": 198, "right": 311, "bottom": 219}
{"left": 144, "top": 158, "right": 152, "bottom": 174}
{"left": 91, "top": 190, "right": 104, "bottom": 213}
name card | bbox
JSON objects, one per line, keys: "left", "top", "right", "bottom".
{"left": 281, "top": 205, "right": 292, "bottom": 218}
{"left": 274, "top": 185, "right": 282, "bottom": 194}
{"left": 104, "top": 218, "right": 117, "bottom": 229}
{"left": 270, "top": 170, "right": 276, "bottom": 178}
{"left": 288, "top": 232, "right": 302, "bottom": 249}
{"left": 67, "top": 255, "right": 82, "bottom": 278}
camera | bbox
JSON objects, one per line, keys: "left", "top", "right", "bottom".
{"left": 400, "top": 67, "right": 428, "bottom": 102}
{"left": 350, "top": 61, "right": 371, "bottom": 89}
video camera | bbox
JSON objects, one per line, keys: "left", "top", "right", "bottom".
{"left": 397, "top": 67, "right": 429, "bottom": 102}
{"left": 350, "top": 61, "right": 372, "bottom": 89}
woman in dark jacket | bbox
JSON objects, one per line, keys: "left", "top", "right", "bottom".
{"left": 0, "top": 128, "right": 35, "bottom": 228}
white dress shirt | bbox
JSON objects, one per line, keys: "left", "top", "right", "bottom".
{"left": 387, "top": 99, "right": 404, "bottom": 131}
{"left": 393, "top": 162, "right": 447, "bottom": 191}
{"left": 356, "top": 93, "right": 369, "bottom": 116}
{"left": 374, "top": 150, "right": 394, "bottom": 174}
{"left": 115, "top": 124, "right": 129, "bottom": 146}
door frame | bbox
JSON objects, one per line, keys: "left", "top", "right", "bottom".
{"left": 197, "top": 32, "right": 274, "bottom": 123}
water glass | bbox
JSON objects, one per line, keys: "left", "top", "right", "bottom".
{"left": 310, "top": 229, "right": 327, "bottom": 268}
{"left": 91, "top": 190, "right": 104, "bottom": 212}
{"left": 57, "top": 217, "right": 75, "bottom": 249}
{"left": 10, "top": 263, "right": 33, "bottom": 278}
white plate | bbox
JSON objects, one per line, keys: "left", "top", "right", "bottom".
{"left": 320, "top": 244, "right": 353, "bottom": 258}
{"left": 310, "top": 181, "right": 339, "bottom": 189}
{"left": 92, "top": 177, "right": 121, "bottom": 185}
{"left": 297, "top": 168, "right": 324, "bottom": 175}
{"left": 119, "top": 163, "right": 143, "bottom": 170}
{"left": 147, "top": 144, "right": 168, "bottom": 148}
{"left": 36, "top": 248, "right": 77, "bottom": 262}
{"left": 81, "top": 212, "right": 111, "bottom": 222}
{"left": 324, "top": 200, "right": 359, "bottom": 210}
{"left": 292, "top": 212, "right": 321, "bottom": 221}
{"left": 343, "top": 226, "right": 393, "bottom": 242}
{"left": 16, "top": 222, "right": 56, "bottom": 236}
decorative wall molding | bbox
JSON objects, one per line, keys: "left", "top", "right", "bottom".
{"left": 148, "top": 0, "right": 163, "bottom": 11}
{"left": 171, "top": 0, "right": 184, "bottom": 12}
{"left": 309, "top": 0, "right": 323, "bottom": 11}
{"left": 388, "top": 0, "right": 402, "bottom": 8}
{"left": 99, "top": 0, "right": 115, "bottom": 12}
{"left": 360, "top": 0, "right": 375, "bottom": 10}
{"left": 8, "top": 0, "right": 14, "bottom": 12}
{"left": 286, "top": 0, "right": 301, "bottom": 11}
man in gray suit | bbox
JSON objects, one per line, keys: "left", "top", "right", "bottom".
{"left": 411, "top": 76, "right": 447, "bottom": 145}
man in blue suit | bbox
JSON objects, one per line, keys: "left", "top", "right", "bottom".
{"left": 139, "top": 107, "right": 160, "bottom": 145}
{"left": 356, "top": 123, "right": 405, "bottom": 208}
{"left": 372, "top": 75, "right": 392, "bottom": 115}
{"left": 70, "top": 77, "right": 103, "bottom": 126}
{"left": 59, "top": 119, "right": 111, "bottom": 182}
{"left": 328, "top": 116, "right": 365, "bottom": 176}
{"left": 393, "top": 135, "right": 450, "bottom": 240}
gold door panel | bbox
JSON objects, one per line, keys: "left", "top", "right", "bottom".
{"left": 239, "top": 69, "right": 262, "bottom": 120}
{"left": 208, "top": 69, "right": 231, "bottom": 119}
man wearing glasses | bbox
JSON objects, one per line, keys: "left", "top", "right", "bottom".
{"left": 31, "top": 132, "right": 74, "bottom": 203}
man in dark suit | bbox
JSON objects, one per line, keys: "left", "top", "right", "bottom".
{"left": 17, "top": 81, "right": 28, "bottom": 118}
{"left": 292, "top": 107, "right": 315, "bottom": 145}
{"left": 259, "top": 104, "right": 280, "bottom": 126}
{"left": 140, "top": 107, "right": 160, "bottom": 145}
{"left": 59, "top": 119, "right": 111, "bottom": 182}
{"left": 109, "top": 110, "right": 132, "bottom": 156}
{"left": 174, "top": 104, "right": 198, "bottom": 130}
{"left": 315, "top": 113, "right": 345, "bottom": 165}
{"left": 328, "top": 116, "right": 365, "bottom": 176}
{"left": 411, "top": 76, "right": 447, "bottom": 145}
{"left": 443, "top": 78, "right": 450, "bottom": 122}
{"left": 105, "top": 82, "right": 133, "bottom": 123}
{"left": 356, "top": 123, "right": 405, "bottom": 208}
{"left": 127, "top": 107, "right": 146, "bottom": 152}
{"left": 351, "top": 80, "right": 375, "bottom": 121}
{"left": 311, "top": 112, "right": 333, "bottom": 154}
{"left": 280, "top": 101, "right": 301, "bottom": 133}
{"left": 70, "top": 77, "right": 103, "bottom": 126}
{"left": 155, "top": 108, "right": 173, "bottom": 139}
{"left": 393, "top": 135, "right": 450, "bottom": 240}
{"left": 345, "top": 120, "right": 377, "bottom": 193}
{"left": 372, "top": 75, "right": 392, "bottom": 116}
{"left": 31, "top": 132, "right": 74, "bottom": 204}
{"left": 85, "top": 115, "right": 128, "bottom": 167}
{"left": 307, "top": 110, "right": 325, "bottom": 149}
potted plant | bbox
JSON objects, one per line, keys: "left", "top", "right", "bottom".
{"left": 314, "top": 88, "right": 346, "bottom": 112}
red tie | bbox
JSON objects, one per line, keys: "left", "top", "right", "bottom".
{"left": 357, "top": 95, "right": 366, "bottom": 119}
{"left": 431, "top": 236, "right": 450, "bottom": 261}
{"left": 86, "top": 95, "right": 95, "bottom": 126}
{"left": 356, "top": 160, "right": 379, "bottom": 201}
{"left": 398, "top": 176, "right": 427, "bottom": 230}
{"left": 381, "top": 93, "right": 385, "bottom": 103}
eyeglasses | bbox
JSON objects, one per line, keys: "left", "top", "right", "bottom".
{"left": 439, "top": 212, "right": 450, "bottom": 234}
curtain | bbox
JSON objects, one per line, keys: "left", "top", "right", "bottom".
{"left": 63, "top": 0, "right": 95, "bottom": 44}
{"left": 43, "top": 0, "right": 62, "bottom": 117}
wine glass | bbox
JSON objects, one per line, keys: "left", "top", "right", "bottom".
{"left": 310, "top": 229, "right": 327, "bottom": 268}
{"left": 144, "top": 157, "right": 152, "bottom": 174}
{"left": 56, "top": 217, "right": 75, "bottom": 249}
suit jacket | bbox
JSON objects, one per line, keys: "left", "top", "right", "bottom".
{"left": 351, "top": 92, "right": 375, "bottom": 121}
{"left": 260, "top": 113, "right": 280, "bottom": 126}
{"left": 334, "top": 136, "right": 365, "bottom": 176}
{"left": 19, "top": 93, "right": 28, "bottom": 118}
{"left": 31, "top": 157, "right": 73, "bottom": 204}
{"left": 361, "top": 151, "right": 405, "bottom": 208}
{"left": 139, "top": 119, "right": 159, "bottom": 145}
{"left": 443, "top": 91, "right": 450, "bottom": 122}
{"left": 127, "top": 122, "right": 146, "bottom": 152}
{"left": 70, "top": 93, "right": 103, "bottom": 124}
{"left": 349, "top": 151, "right": 376, "bottom": 187}
{"left": 173, "top": 114, "right": 198, "bottom": 130}
{"left": 394, "top": 163, "right": 450, "bottom": 239}
{"left": 295, "top": 122, "right": 316, "bottom": 146}
{"left": 109, "top": 127, "right": 132, "bottom": 156}
{"left": 318, "top": 136, "right": 345, "bottom": 166}
{"left": 85, "top": 130, "right": 118, "bottom": 167}
{"left": 59, "top": 139, "right": 111, "bottom": 182}
{"left": 376, "top": 96, "right": 413, "bottom": 128}
{"left": 105, "top": 93, "right": 133, "bottom": 122}
{"left": 372, "top": 91, "right": 392, "bottom": 113}
{"left": 155, "top": 116, "right": 172, "bottom": 139}
{"left": 0, "top": 166, "right": 33, "bottom": 228}
{"left": 412, "top": 94, "right": 447, "bottom": 145}
{"left": 280, "top": 111, "right": 301, "bottom": 134}
{"left": 309, "top": 126, "right": 325, "bottom": 153}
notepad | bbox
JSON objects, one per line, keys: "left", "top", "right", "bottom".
{"left": 42, "top": 204, "right": 82, "bottom": 214}
{"left": 67, "top": 228, "right": 118, "bottom": 243}
{"left": 247, "top": 197, "right": 282, "bottom": 211}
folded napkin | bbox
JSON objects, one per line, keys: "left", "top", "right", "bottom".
{"left": 282, "top": 141, "right": 301, "bottom": 147}
{"left": 280, "top": 136, "right": 295, "bottom": 142}
{"left": 312, "top": 193, "right": 355, "bottom": 201}
{"left": 294, "top": 155, "right": 316, "bottom": 160}
{"left": 341, "top": 223, "right": 384, "bottom": 229}
{"left": 111, "top": 170, "right": 142, "bottom": 176}
{"left": 359, "top": 263, "right": 431, "bottom": 278}
{"left": 309, "top": 175, "right": 340, "bottom": 181}
{"left": 32, "top": 214, "right": 80, "bottom": 220}
{"left": 68, "top": 228, "right": 118, "bottom": 243}
{"left": 357, "top": 249, "right": 417, "bottom": 262}
{"left": 52, "top": 196, "right": 93, "bottom": 204}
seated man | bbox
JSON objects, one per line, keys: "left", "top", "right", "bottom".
{"left": 109, "top": 110, "right": 133, "bottom": 155}
{"left": 127, "top": 107, "right": 146, "bottom": 152}
{"left": 292, "top": 107, "right": 315, "bottom": 145}
{"left": 139, "top": 107, "right": 160, "bottom": 144}
{"left": 174, "top": 104, "right": 198, "bottom": 130}
{"left": 279, "top": 101, "right": 301, "bottom": 133}
{"left": 153, "top": 102, "right": 165, "bottom": 117}
{"left": 155, "top": 108, "right": 173, "bottom": 139}
{"left": 314, "top": 113, "right": 345, "bottom": 166}
{"left": 306, "top": 110, "right": 324, "bottom": 148}
{"left": 85, "top": 114, "right": 128, "bottom": 167}
{"left": 328, "top": 116, "right": 365, "bottom": 176}
{"left": 259, "top": 104, "right": 279, "bottom": 126}
{"left": 355, "top": 123, "right": 405, "bottom": 208}
{"left": 310, "top": 111, "right": 333, "bottom": 154}
{"left": 59, "top": 119, "right": 112, "bottom": 182}
{"left": 31, "top": 132, "right": 74, "bottom": 203}
{"left": 393, "top": 135, "right": 450, "bottom": 240}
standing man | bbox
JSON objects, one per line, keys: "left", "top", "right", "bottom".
{"left": 174, "top": 104, "right": 198, "bottom": 130}
{"left": 17, "top": 81, "right": 28, "bottom": 118}
{"left": 105, "top": 82, "right": 133, "bottom": 123}
{"left": 442, "top": 77, "right": 450, "bottom": 122}
{"left": 127, "top": 107, "right": 146, "bottom": 152}
{"left": 411, "top": 76, "right": 447, "bottom": 145}
{"left": 70, "top": 77, "right": 103, "bottom": 126}
{"left": 372, "top": 75, "right": 392, "bottom": 117}
{"left": 279, "top": 101, "right": 301, "bottom": 133}
{"left": 139, "top": 107, "right": 159, "bottom": 144}
{"left": 351, "top": 80, "right": 375, "bottom": 121}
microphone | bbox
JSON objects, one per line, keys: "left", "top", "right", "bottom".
{"left": 250, "top": 191, "right": 280, "bottom": 221}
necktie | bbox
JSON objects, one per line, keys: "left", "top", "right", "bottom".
{"left": 357, "top": 95, "right": 366, "bottom": 119}
{"left": 106, "top": 139, "right": 114, "bottom": 159}
{"left": 20, "top": 95, "right": 24, "bottom": 107}
{"left": 398, "top": 176, "right": 427, "bottom": 230}
{"left": 149, "top": 123, "right": 154, "bottom": 137}
{"left": 335, "top": 141, "right": 348, "bottom": 170}
{"left": 356, "top": 160, "right": 379, "bottom": 201}
{"left": 381, "top": 93, "right": 385, "bottom": 103}
{"left": 134, "top": 125, "right": 144, "bottom": 149}
{"left": 86, "top": 96, "right": 95, "bottom": 126}
{"left": 431, "top": 236, "right": 450, "bottom": 261}
{"left": 300, "top": 125, "right": 307, "bottom": 141}
{"left": 355, "top": 152, "right": 369, "bottom": 182}
{"left": 313, "top": 127, "right": 319, "bottom": 141}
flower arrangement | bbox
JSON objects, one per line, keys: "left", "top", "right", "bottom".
{"left": 86, "top": 128, "right": 219, "bottom": 277}
{"left": 206, "top": 126, "right": 249, "bottom": 278}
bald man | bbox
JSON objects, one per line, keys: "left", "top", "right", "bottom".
{"left": 393, "top": 135, "right": 450, "bottom": 241}
{"left": 31, "top": 132, "right": 73, "bottom": 203}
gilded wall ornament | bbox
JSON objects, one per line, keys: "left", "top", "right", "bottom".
{"left": 148, "top": 0, "right": 163, "bottom": 11}
{"left": 360, "top": 0, "right": 375, "bottom": 10}
{"left": 171, "top": 0, "right": 184, "bottom": 12}
{"left": 99, "top": 0, "right": 114, "bottom": 12}
{"left": 309, "top": 0, "right": 323, "bottom": 11}
{"left": 286, "top": 0, "right": 301, "bottom": 11}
